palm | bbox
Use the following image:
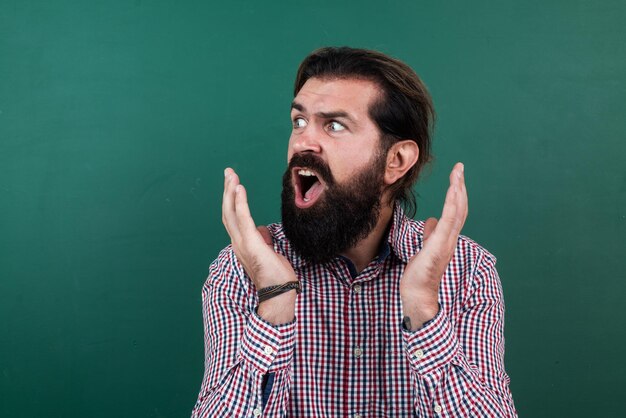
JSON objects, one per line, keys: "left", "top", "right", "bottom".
{"left": 222, "top": 168, "right": 296, "bottom": 288}
{"left": 399, "top": 163, "right": 468, "bottom": 328}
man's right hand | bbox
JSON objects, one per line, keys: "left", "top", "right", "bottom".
{"left": 222, "top": 167, "right": 297, "bottom": 325}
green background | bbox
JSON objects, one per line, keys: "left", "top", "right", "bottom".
{"left": 1, "top": 0, "right": 625, "bottom": 416}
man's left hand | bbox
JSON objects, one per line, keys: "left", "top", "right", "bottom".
{"left": 399, "top": 163, "right": 468, "bottom": 331}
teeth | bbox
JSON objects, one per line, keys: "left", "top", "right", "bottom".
{"left": 303, "top": 197, "right": 310, "bottom": 202}
{"left": 298, "top": 169, "right": 315, "bottom": 177}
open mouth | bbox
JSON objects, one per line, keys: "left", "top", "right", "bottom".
{"left": 292, "top": 167, "right": 326, "bottom": 209}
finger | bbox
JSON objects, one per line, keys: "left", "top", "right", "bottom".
{"left": 234, "top": 184, "right": 261, "bottom": 237}
{"left": 223, "top": 167, "right": 233, "bottom": 194}
{"left": 458, "top": 164, "right": 468, "bottom": 220}
{"left": 222, "top": 168, "right": 242, "bottom": 242}
{"left": 222, "top": 167, "right": 237, "bottom": 201}
{"left": 423, "top": 217, "right": 438, "bottom": 242}
{"left": 425, "top": 163, "right": 467, "bottom": 253}
{"left": 451, "top": 163, "right": 468, "bottom": 225}
{"left": 257, "top": 225, "right": 273, "bottom": 246}
{"left": 439, "top": 163, "right": 466, "bottom": 234}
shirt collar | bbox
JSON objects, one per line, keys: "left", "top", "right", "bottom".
{"left": 268, "top": 224, "right": 307, "bottom": 270}
{"left": 386, "top": 203, "right": 424, "bottom": 264}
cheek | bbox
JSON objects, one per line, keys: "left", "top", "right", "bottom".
{"left": 335, "top": 146, "right": 378, "bottom": 180}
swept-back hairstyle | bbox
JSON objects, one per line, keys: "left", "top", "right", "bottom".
{"left": 294, "top": 46, "right": 435, "bottom": 217}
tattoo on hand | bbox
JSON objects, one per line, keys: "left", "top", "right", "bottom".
{"left": 403, "top": 316, "right": 412, "bottom": 331}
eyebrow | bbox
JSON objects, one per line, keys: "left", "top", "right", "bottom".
{"left": 291, "top": 101, "right": 357, "bottom": 124}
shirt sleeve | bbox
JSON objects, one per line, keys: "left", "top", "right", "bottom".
{"left": 191, "top": 247, "right": 296, "bottom": 418}
{"left": 402, "top": 251, "right": 517, "bottom": 417}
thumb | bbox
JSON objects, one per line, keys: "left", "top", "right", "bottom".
{"left": 423, "top": 217, "right": 438, "bottom": 242}
{"left": 257, "top": 225, "right": 273, "bottom": 246}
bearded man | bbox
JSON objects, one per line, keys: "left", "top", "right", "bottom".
{"left": 192, "top": 47, "right": 517, "bottom": 417}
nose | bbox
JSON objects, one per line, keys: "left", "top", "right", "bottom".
{"left": 290, "top": 126, "right": 323, "bottom": 154}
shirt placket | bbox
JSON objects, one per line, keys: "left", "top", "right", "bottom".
{"left": 346, "top": 263, "right": 380, "bottom": 418}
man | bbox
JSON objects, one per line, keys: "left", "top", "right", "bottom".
{"left": 192, "top": 47, "right": 516, "bottom": 417}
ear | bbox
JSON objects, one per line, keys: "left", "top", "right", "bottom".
{"left": 384, "top": 140, "right": 419, "bottom": 186}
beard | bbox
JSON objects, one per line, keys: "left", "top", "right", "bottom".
{"left": 281, "top": 151, "right": 387, "bottom": 264}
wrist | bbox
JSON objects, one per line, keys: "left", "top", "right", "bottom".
{"left": 400, "top": 291, "right": 439, "bottom": 331}
{"left": 402, "top": 306, "right": 439, "bottom": 331}
{"left": 258, "top": 280, "right": 301, "bottom": 303}
{"left": 257, "top": 290, "right": 297, "bottom": 325}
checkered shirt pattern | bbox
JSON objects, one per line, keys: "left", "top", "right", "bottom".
{"left": 191, "top": 205, "right": 517, "bottom": 417}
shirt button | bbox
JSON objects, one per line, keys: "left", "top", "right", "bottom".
{"left": 414, "top": 349, "right": 424, "bottom": 359}
{"left": 353, "top": 346, "right": 363, "bottom": 358}
{"left": 263, "top": 346, "right": 274, "bottom": 355}
{"left": 353, "top": 284, "right": 362, "bottom": 293}
{"left": 434, "top": 404, "right": 443, "bottom": 414}
{"left": 253, "top": 407, "right": 262, "bottom": 416}
{"left": 353, "top": 414, "right": 362, "bottom": 418}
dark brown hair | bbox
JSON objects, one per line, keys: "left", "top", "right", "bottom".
{"left": 294, "top": 46, "right": 435, "bottom": 217}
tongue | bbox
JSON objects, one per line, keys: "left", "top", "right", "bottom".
{"left": 304, "top": 180, "right": 322, "bottom": 200}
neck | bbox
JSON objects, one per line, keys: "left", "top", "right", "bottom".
{"left": 340, "top": 202, "right": 394, "bottom": 274}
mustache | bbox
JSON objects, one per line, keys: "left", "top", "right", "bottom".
{"left": 287, "top": 153, "right": 335, "bottom": 185}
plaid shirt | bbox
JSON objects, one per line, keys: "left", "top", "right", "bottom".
{"left": 192, "top": 205, "right": 516, "bottom": 417}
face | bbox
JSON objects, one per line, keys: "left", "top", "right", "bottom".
{"left": 281, "top": 77, "right": 388, "bottom": 263}
{"left": 287, "top": 77, "right": 384, "bottom": 196}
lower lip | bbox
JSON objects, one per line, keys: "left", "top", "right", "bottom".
{"left": 295, "top": 195, "right": 317, "bottom": 209}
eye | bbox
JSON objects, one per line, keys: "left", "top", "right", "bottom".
{"left": 293, "top": 117, "right": 307, "bottom": 129}
{"left": 327, "top": 121, "right": 346, "bottom": 132}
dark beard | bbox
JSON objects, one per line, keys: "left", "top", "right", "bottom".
{"left": 281, "top": 152, "right": 386, "bottom": 264}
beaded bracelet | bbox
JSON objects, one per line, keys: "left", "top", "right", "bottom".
{"left": 257, "top": 281, "right": 301, "bottom": 303}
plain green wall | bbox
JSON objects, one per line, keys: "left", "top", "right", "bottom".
{"left": 1, "top": 0, "right": 625, "bottom": 416}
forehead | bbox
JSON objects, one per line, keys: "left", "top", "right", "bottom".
{"left": 293, "top": 77, "right": 381, "bottom": 116}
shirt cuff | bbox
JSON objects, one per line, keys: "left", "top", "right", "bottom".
{"left": 402, "top": 308, "right": 459, "bottom": 375}
{"left": 239, "top": 311, "right": 297, "bottom": 374}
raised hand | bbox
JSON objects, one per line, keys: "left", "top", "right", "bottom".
{"left": 399, "top": 163, "right": 468, "bottom": 330}
{"left": 222, "top": 168, "right": 297, "bottom": 324}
